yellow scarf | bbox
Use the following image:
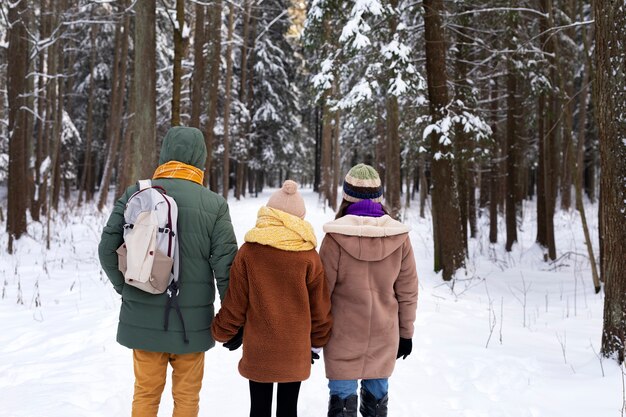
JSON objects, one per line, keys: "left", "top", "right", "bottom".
{"left": 153, "top": 161, "right": 204, "bottom": 185}
{"left": 245, "top": 207, "right": 317, "bottom": 252}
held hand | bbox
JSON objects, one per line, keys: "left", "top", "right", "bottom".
{"left": 311, "top": 347, "right": 322, "bottom": 364}
{"left": 397, "top": 337, "right": 412, "bottom": 360}
{"left": 223, "top": 327, "right": 243, "bottom": 351}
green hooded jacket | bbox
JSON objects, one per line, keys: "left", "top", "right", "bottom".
{"left": 98, "top": 126, "right": 238, "bottom": 353}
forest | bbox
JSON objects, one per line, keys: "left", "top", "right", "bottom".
{"left": 1, "top": 0, "right": 625, "bottom": 364}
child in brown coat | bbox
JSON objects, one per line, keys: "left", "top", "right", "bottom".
{"left": 212, "top": 180, "right": 333, "bottom": 417}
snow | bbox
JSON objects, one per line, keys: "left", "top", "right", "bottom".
{"left": 0, "top": 188, "right": 621, "bottom": 417}
{"left": 39, "top": 155, "right": 52, "bottom": 176}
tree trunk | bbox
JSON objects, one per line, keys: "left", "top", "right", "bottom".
{"left": 171, "top": 0, "right": 186, "bottom": 126}
{"left": 313, "top": 105, "right": 322, "bottom": 192}
{"left": 330, "top": 110, "right": 341, "bottom": 211}
{"left": 222, "top": 2, "right": 235, "bottom": 200}
{"left": 385, "top": 94, "right": 401, "bottom": 218}
{"left": 131, "top": 0, "right": 157, "bottom": 181}
{"left": 489, "top": 78, "right": 499, "bottom": 244}
{"left": 560, "top": 93, "right": 574, "bottom": 212}
{"left": 546, "top": 0, "right": 559, "bottom": 261}
{"left": 536, "top": 92, "right": 547, "bottom": 246}
{"left": 385, "top": 0, "right": 401, "bottom": 219}
{"left": 235, "top": 0, "right": 253, "bottom": 200}
{"left": 504, "top": 54, "right": 518, "bottom": 252}
{"left": 423, "top": 0, "right": 466, "bottom": 280}
{"left": 596, "top": 0, "right": 626, "bottom": 362}
{"left": 116, "top": 74, "right": 136, "bottom": 199}
{"left": 98, "top": 9, "right": 130, "bottom": 209}
{"left": 321, "top": 98, "right": 334, "bottom": 209}
{"left": 537, "top": 0, "right": 557, "bottom": 260}
{"left": 574, "top": 17, "right": 599, "bottom": 294}
{"left": 558, "top": 0, "right": 577, "bottom": 211}
{"left": 418, "top": 154, "right": 428, "bottom": 219}
{"left": 50, "top": 16, "right": 66, "bottom": 213}
{"left": 190, "top": 2, "right": 206, "bottom": 128}
{"left": 204, "top": 0, "right": 223, "bottom": 190}
{"left": 32, "top": 0, "right": 51, "bottom": 221}
{"left": 40, "top": 3, "right": 58, "bottom": 218}
{"left": 6, "top": 0, "right": 30, "bottom": 253}
{"left": 79, "top": 25, "right": 99, "bottom": 205}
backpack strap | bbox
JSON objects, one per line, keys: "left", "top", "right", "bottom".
{"left": 164, "top": 281, "right": 189, "bottom": 344}
{"left": 137, "top": 179, "right": 152, "bottom": 190}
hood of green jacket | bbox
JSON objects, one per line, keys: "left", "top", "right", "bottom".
{"left": 158, "top": 126, "right": 207, "bottom": 169}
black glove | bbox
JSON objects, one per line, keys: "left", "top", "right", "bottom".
{"left": 311, "top": 351, "right": 320, "bottom": 364}
{"left": 223, "top": 327, "right": 243, "bottom": 351}
{"left": 397, "top": 337, "right": 412, "bottom": 360}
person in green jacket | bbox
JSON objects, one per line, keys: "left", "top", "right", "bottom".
{"left": 98, "top": 126, "right": 238, "bottom": 417}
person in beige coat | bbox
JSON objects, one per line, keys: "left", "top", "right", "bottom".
{"left": 319, "top": 164, "right": 418, "bottom": 417}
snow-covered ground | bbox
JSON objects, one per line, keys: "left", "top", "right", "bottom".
{"left": 0, "top": 187, "right": 622, "bottom": 417}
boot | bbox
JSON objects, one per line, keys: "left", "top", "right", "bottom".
{"left": 359, "top": 388, "right": 388, "bottom": 417}
{"left": 328, "top": 394, "right": 358, "bottom": 417}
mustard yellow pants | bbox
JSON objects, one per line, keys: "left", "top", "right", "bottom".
{"left": 132, "top": 349, "right": 205, "bottom": 417}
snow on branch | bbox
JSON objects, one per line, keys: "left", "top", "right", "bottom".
{"left": 311, "top": 58, "right": 334, "bottom": 91}
{"left": 448, "top": 7, "right": 548, "bottom": 19}
{"left": 339, "top": 0, "right": 384, "bottom": 50}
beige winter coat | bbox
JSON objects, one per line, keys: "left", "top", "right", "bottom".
{"left": 320, "top": 215, "right": 418, "bottom": 380}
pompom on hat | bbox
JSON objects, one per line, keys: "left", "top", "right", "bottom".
{"left": 266, "top": 180, "right": 306, "bottom": 219}
{"left": 342, "top": 163, "right": 383, "bottom": 203}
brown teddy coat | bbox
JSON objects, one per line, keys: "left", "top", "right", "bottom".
{"left": 320, "top": 215, "right": 418, "bottom": 380}
{"left": 211, "top": 242, "right": 333, "bottom": 383}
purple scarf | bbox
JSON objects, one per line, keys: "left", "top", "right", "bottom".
{"left": 345, "top": 200, "right": 386, "bottom": 218}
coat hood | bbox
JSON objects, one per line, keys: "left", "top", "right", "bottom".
{"left": 158, "top": 126, "right": 207, "bottom": 169}
{"left": 323, "top": 215, "right": 411, "bottom": 261}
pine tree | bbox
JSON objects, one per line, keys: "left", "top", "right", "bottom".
{"left": 250, "top": 0, "right": 305, "bottom": 189}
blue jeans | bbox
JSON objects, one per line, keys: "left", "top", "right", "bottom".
{"left": 328, "top": 379, "right": 389, "bottom": 401}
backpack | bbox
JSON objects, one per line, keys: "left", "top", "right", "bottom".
{"left": 116, "top": 180, "right": 179, "bottom": 293}
{"left": 116, "top": 179, "right": 189, "bottom": 343}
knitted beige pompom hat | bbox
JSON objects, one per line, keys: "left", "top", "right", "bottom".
{"left": 266, "top": 180, "right": 306, "bottom": 219}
